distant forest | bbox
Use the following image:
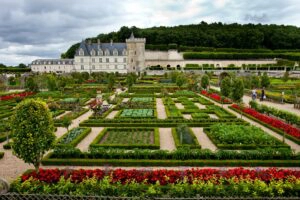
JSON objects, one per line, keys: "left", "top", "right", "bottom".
{"left": 62, "top": 22, "right": 300, "bottom": 58}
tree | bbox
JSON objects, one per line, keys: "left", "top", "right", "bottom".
{"left": 176, "top": 73, "right": 186, "bottom": 88}
{"left": 282, "top": 71, "right": 289, "bottom": 82}
{"left": 61, "top": 116, "right": 72, "bottom": 131}
{"left": 201, "top": 74, "right": 209, "bottom": 90}
{"left": 126, "top": 73, "right": 137, "bottom": 90}
{"left": 11, "top": 99, "right": 55, "bottom": 171}
{"left": 25, "top": 76, "right": 39, "bottom": 92}
{"left": 231, "top": 78, "right": 244, "bottom": 102}
{"left": 251, "top": 75, "right": 260, "bottom": 88}
{"left": 47, "top": 74, "right": 57, "bottom": 91}
{"left": 18, "top": 63, "right": 27, "bottom": 68}
{"left": 107, "top": 73, "right": 115, "bottom": 91}
{"left": 8, "top": 76, "right": 16, "bottom": 85}
{"left": 260, "top": 72, "right": 270, "bottom": 88}
{"left": 220, "top": 76, "right": 231, "bottom": 97}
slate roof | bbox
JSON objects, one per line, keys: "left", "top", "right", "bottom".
{"left": 31, "top": 59, "right": 74, "bottom": 65}
{"left": 76, "top": 40, "right": 126, "bottom": 56}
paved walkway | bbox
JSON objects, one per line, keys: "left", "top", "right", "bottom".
{"left": 210, "top": 85, "right": 300, "bottom": 116}
{"left": 76, "top": 127, "right": 104, "bottom": 152}
{"left": 156, "top": 98, "right": 167, "bottom": 119}
{"left": 191, "top": 127, "right": 217, "bottom": 151}
{"left": 195, "top": 103, "right": 206, "bottom": 109}
{"left": 175, "top": 103, "right": 184, "bottom": 109}
{"left": 199, "top": 93, "right": 300, "bottom": 153}
{"left": 54, "top": 111, "right": 71, "bottom": 119}
{"left": 159, "top": 128, "right": 176, "bottom": 151}
{"left": 106, "top": 110, "right": 119, "bottom": 119}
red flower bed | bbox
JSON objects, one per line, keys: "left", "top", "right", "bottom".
{"left": 84, "top": 79, "right": 96, "bottom": 83}
{"left": 232, "top": 104, "right": 300, "bottom": 139}
{"left": 21, "top": 168, "right": 300, "bottom": 184}
{"left": 0, "top": 91, "right": 34, "bottom": 101}
{"left": 201, "top": 90, "right": 231, "bottom": 103}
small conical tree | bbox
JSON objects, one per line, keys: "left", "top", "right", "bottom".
{"left": 231, "top": 78, "right": 244, "bottom": 102}
{"left": 220, "top": 76, "right": 231, "bottom": 97}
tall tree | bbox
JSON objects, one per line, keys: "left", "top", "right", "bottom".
{"left": 11, "top": 99, "right": 55, "bottom": 171}
{"left": 107, "top": 73, "right": 115, "bottom": 91}
{"left": 201, "top": 74, "right": 210, "bottom": 90}
{"left": 176, "top": 73, "right": 186, "bottom": 88}
{"left": 220, "top": 76, "right": 231, "bottom": 97}
{"left": 260, "top": 72, "right": 270, "bottom": 88}
{"left": 25, "top": 76, "right": 39, "bottom": 92}
{"left": 231, "top": 78, "right": 244, "bottom": 102}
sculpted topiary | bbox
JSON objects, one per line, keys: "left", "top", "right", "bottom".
{"left": 11, "top": 99, "right": 55, "bottom": 171}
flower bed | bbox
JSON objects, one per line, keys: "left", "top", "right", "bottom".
{"left": 201, "top": 90, "right": 231, "bottom": 104}
{"left": 0, "top": 91, "right": 34, "bottom": 101}
{"left": 231, "top": 104, "right": 300, "bottom": 141}
{"left": 12, "top": 168, "right": 300, "bottom": 197}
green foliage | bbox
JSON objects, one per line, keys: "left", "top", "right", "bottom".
{"left": 220, "top": 77, "right": 231, "bottom": 97}
{"left": 61, "top": 116, "right": 72, "bottom": 131}
{"left": 201, "top": 74, "right": 209, "bottom": 89}
{"left": 261, "top": 72, "right": 270, "bottom": 88}
{"left": 25, "top": 76, "right": 39, "bottom": 92}
{"left": 11, "top": 99, "right": 55, "bottom": 171}
{"left": 46, "top": 74, "right": 58, "bottom": 91}
{"left": 106, "top": 73, "right": 115, "bottom": 91}
{"left": 175, "top": 73, "right": 186, "bottom": 88}
{"left": 251, "top": 75, "right": 260, "bottom": 88}
{"left": 282, "top": 71, "right": 289, "bottom": 82}
{"left": 126, "top": 73, "right": 137, "bottom": 90}
{"left": 230, "top": 78, "right": 244, "bottom": 102}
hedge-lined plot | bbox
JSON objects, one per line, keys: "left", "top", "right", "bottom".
{"left": 90, "top": 127, "right": 160, "bottom": 149}
{"left": 120, "top": 109, "right": 154, "bottom": 118}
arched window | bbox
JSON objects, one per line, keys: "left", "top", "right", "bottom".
{"left": 79, "top": 48, "right": 84, "bottom": 56}
{"left": 113, "top": 49, "right": 118, "bottom": 56}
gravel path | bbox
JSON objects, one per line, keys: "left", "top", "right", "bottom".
{"left": 122, "top": 98, "right": 129, "bottom": 102}
{"left": 156, "top": 98, "right": 167, "bottom": 119}
{"left": 76, "top": 127, "right": 104, "bottom": 152}
{"left": 195, "top": 103, "right": 206, "bottom": 109}
{"left": 55, "top": 127, "right": 68, "bottom": 138}
{"left": 175, "top": 103, "right": 184, "bottom": 109}
{"left": 106, "top": 111, "right": 119, "bottom": 119}
{"left": 159, "top": 128, "right": 176, "bottom": 151}
{"left": 54, "top": 111, "right": 71, "bottom": 119}
{"left": 69, "top": 110, "right": 94, "bottom": 129}
{"left": 183, "top": 114, "right": 192, "bottom": 119}
{"left": 199, "top": 93, "right": 300, "bottom": 153}
{"left": 191, "top": 128, "right": 217, "bottom": 151}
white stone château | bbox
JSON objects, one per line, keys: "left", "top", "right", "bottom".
{"left": 30, "top": 33, "right": 146, "bottom": 74}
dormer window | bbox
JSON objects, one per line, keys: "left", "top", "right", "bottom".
{"left": 79, "top": 49, "right": 84, "bottom": 56}
{"left": 105, "top": 49, "right": 110, "bottom": 56}
{"left": 98, "top": 50, "right": 103, "bottom": 56}
{"left": 113, "top": 49, "right": 118, "bottom": 56}
{"left": 90, "top": 49, "right": 96, "bottom": 56}
{"left": 122, "top": 49, "right": 127, "bottom": 56}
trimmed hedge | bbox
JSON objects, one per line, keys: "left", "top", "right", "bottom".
{"left": 41, "top": 157, "right": 300, "bottom": 167}
{"left": 0, "top": 152, "right": 4, "bottom": 159}
{"left": 229, "top": 106, "right": 300, "bottom": 145}
{"left": 54, "top": 109, "right": 89, "bottom": 126}
{"left": 90, "top": 128, "right": 160, "bottom": 149}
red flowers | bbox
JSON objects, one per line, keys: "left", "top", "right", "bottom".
{"left": 201, "top": 90, "right": 231, "bottom": 103}
{"left": 0, "top": 91, "right": 34, "bottom": 101}
{"left": 21, "top": 168, "right": 300, "bottom": 184}
{"left": 232, "top": 104, "right": 300, "bottom": 139}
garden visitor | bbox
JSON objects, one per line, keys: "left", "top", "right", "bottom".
{"left": 281, "top": 91, "right": 285, "bottom": 104}
{"left": 261, "top": 88, "right": 265, "bottom": 101}
{"left": 251, "top": 89, "right": 257, "bottom": 101}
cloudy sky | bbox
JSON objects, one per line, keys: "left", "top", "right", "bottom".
{"left": 1, "top": 0, "right": 300, "bottom": 66}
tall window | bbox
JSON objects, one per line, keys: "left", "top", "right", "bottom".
{"left": 114, "top": 58, "right": 117, "bottom": 63}
{"left": 123, "top": 58, "right": 126, "bottom": 63}
{"left": 92, "top": 58, "right": 95, "bottom": 63}
{"left": 106, "top": 58, "right": 109, "bottom": 63}
{"left": 92, "top": 65, "right": 95, "bottom": 70}
{"left": 79, "top": 49, "right": 84, "bottom": 56}
{"left": 81, "top": 65, "right": 84, "bottom": 70}
{"left": 115, "top": 65, "right": 117, "bottom": 69}
{"left": 99, "top": 58, "right": 102, "bottom": 63}
{"left": 113, "top": 49, "right": 118, "bottom": 56}
{"left": 80, "top": 58, "right": 84, "bottom": 63}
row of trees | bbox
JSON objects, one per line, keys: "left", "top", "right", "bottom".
{"left": 63, "top": 22, "right": 300, "bottom": 58}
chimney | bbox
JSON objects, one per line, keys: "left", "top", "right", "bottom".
{"left": 110, "top": 39, "right": 113, "bottom": 46}
{"left": 97, "top": 39, "right": 101, "bottom": 49}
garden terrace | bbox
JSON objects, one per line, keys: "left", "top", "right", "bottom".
{"left": 90, "top": 127, "right": 160, "bottom": 149}
{"left": 205, "top": 124, "right": 289, "bottom": 150}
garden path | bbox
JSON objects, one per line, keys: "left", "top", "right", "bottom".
{"left": 191, "top": 128, "right": 217, "bottom": 151}
{"left": 210, "top": 86, "right": 300, "bottom": 115}
{"left": 106, "top": 111, "right": 119, "bottom": 119}
{"left": 159, "top": 128, "right": 176, "bottom": 151}
{"left": 76, "top": 127, "right": 104, "bottom": 152}
{"left": 156, "top": 98, "right": 167, "bottom": 119}
{"left": 195, "top": 103, "right": 206, "bottom": 109}
{"left": 54, "top": 111, "right": 71, "bottom": 119}
{"left": 199, "top": 94, "right": 300, "bottom": 153}
{"left": 175, "top": 103, "right": 184, "bottom": 109}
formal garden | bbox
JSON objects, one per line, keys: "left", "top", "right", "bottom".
{"left": 0, "top": 71, "right": 300, "bottom": 198}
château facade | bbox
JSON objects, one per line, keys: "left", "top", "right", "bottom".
{"left": 30, "top": 33, "right": 146, "bottom": 74}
